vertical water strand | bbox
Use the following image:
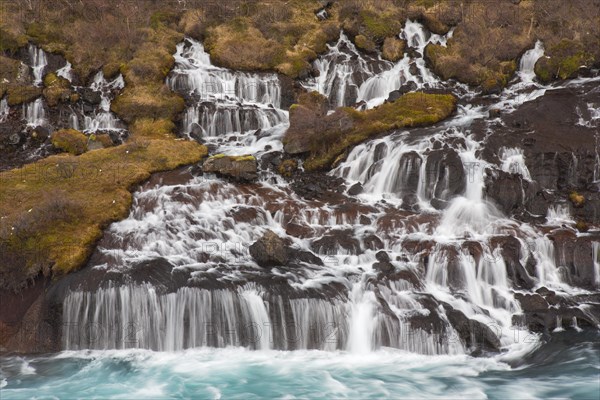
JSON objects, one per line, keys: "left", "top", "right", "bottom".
{"left": 22, "top": 98, "right": 46, "bottom": 127}
{"left": 593, "top": 242, "right": 600, "bottom": 287}
{"left": 0, "top": 98, "right": 8, "bottom": 123}
{"left": 28, "top": 44, "right": 47, "bottom": 86}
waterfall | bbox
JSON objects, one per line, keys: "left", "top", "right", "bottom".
{"left": 499, "top": 147, "right": 532, "bottom": 180}
{"left": 57, "top": 61, "right": 74, "bottom": 82}
{"left": 0, "top": 98, "right": 8, "bottom": 123}
{"left": 81, "top": 72, "right": 125, "bottom": 133}
{"left": 22, "top": 98, "right": 46, "bottom": 127}
{"left": 518, "top": 41, "right": 544, "bottom": 83}
{"left": 304, "top": 20, "right": 452, "bottom": 109}
{"left": 28, "top": 44, "right": 48, "bottom": 86}
{"left": 593, "top": 242, "right": 600, "bottom": 287}
{"left": 56, "top": 21, "right": 597, "bottom": 360}
{"left": 168, "top": 38, "right": 288, "bottom": 138}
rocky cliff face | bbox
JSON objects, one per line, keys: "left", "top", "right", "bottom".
{"left": 1, "top": 2, "right": 600, "bottom": 356}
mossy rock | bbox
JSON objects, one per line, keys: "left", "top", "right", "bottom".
{"left": 382, "top": 37, "right": 405, "bottom": 62}
{"left": 43, "top": 72, "right": 70, "bottom": 89}
{"left": 51, "top": 129, "right": 88, "bottom": 155}
{"left": 534, "top": 39, "right": 593, "bottom": 83}
{"left": 286, "top": 92, "right": 457, "bottom": 171}
{"left": 111, "top": 85, "right": 185, "bottom": 124}
{"left": 354, "top": 35, "right": 377, "bottom": 53}
{"left": 43, "top": 86, "right": 72, "bottom": 107}
{"left": 278, "top": 159, "right": 298, "bottom": 177}
{"left": 6, "top": 85, "right": 43, "bottom": 106}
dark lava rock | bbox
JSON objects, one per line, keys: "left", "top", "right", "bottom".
{"left": 443, "top": 304, "right": 502, "bottom": 353}
{"left": 312, "top": 229, "right": 362, "bottom": 255}
{"left": 249, "top": 230, "right": 289, "bottom": 267}
{"left": 79, "top": 87, "right": 102, "bottom": 105}
{"left": 203, "top": 155, "right": 258, "bottom": 181}
{"left": 249, "top": 230, "right": 323, "bottom": 268}
{"left": 376, "top": 251, "right": 390, "bottom": 263}
{"left": 347, "top": 182, "right": 363, "bottom": 195}
{"left": 363, "top": 234, "right": 384, "bottom": 250}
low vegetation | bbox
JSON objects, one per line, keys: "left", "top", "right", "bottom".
{"left": 51, "top": 129, "right": 88, "bottom": 155}
{"left": 284, "top": 92, "right": 456, "bottom": 171}
{"left": 0, "top": 138, "right": 207, "bottom": 291}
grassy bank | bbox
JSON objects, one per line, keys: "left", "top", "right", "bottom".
{"left": 284, "top": 92, "right": 457, "bottom": 171}
{"left": 0, "top": 138, "right": 207, "bottom": 291}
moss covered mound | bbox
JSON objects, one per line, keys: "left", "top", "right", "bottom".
{"left": 51, "top": 129, "right": 88, "bottom": 155}
{"left": 0, "top": 138, "right": 207, "bottom": 291}
{"left": 284, "top": 92, "right": 457, "bottom": 171}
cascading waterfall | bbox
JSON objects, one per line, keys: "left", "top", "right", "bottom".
{"left": 518, "top": 40, "right": 544, "bottom": 83}
{"left": 168, "top": 38, "right": 288, "bottom": 138}
{"left": 57, "top": 61, "right": 74, "bottom": 82}
{"left": 28, "top": 44, "right": 47, "bottom": 86}
{"left": 80, "top": 72, "right": 126, "bottom": 133}
{"left": 59, "top": 28, "right": 596, "bottom": 358}
{"left": 22, "top": 98, "right": 46, "bottom": 127}
{"left": 304, "top": 20, "right": 453, "bottom": 110}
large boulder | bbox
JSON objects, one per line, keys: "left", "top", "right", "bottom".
{"left": 203, "top": 154, "right": 258, "bottom": 181}
{"left": 249, "top": 230, "right": 324, "bottom": 268}
{"left": 249, "top": 230, "right": 289, "bottom": 267}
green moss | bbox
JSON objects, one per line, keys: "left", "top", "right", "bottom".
{"left": 297, "top": 93, "right": 457, "bottom": 171}
{"left": 130, "top": 118, "right": 176, "bottom": 138}
{"left": 278, "top": 159, "right": 298, "bottom": 177}
{"left": 360, "top": 11, "right": 402, "bottom": 41}
{"left": 0, "top": 138, "right": 207, "bottom": 286}
{"left": 51, "top": 129, "right": 88, "bottom": 155}
{"left": 111, "top": 85, "right": 185, "bottom": 124}
{"left": 230, "top": 155, "right": 256, "bottom": 162}
{"left": 569, "top": 192, "right": 585, "bottom": 208}
{"left": 6, "top": 85, "right": 42, "bottom": 106}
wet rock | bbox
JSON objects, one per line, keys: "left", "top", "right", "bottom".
{"left": 78, "top": 87, "right": 102, "bottom": 105}
{"left": 312, "top": 229, "right": 362, "bottom": 255}
{"left": 260, "top": 151, "right": 283, "bottom": 170}
{"left": 203, "top": 154, "right": 258, "bottom": 181}
{"left": 229, "top": 206, "right": 266, "bottom": 224}
{"left": 423, "top": 148, "right": 465, "bottom": 204}
{"left": 490, "top": 235, "right": 535, "bottom": 289}
{"left": 373, "top": 261, "right": 395, "bottom": 274}
{"left": 363, "top": 234, "right": 384, "bottom": 250}
{"left": 547, "top": 231, "right": 599, "bottom": 289}
{"left": 190, "top": 123, "right": 203, "bottom": 139}
{"left": 249, "top": 230, "right": 289, "bottom": 267}
{"left": 514, "top": 293, "right": 549, "bottom": 311}
{"left": 249, "top": 230, "right": 323, "bottom": 268}
{"left": 488, "top": 108, "right": 502, "bottom": 118}
{"left": 484, "top": 169, "right": 527, "bottom": 215}
{"left": 443, "top": 304, "right": 502, "bottom": 353}
{"left": 347, "top": 182, "right": 363, "bottom": 195}
{"left": 376, "top": 251, "right": 390, "bottom": 263}
{"left": 291, "top": 173, "right": 346, "bottom": 201}
{"left": 31, "top": 126, "right": 50, "bottom": 142}
{"left": 389, "top": 269, "right": 422, "bottom": 288}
